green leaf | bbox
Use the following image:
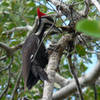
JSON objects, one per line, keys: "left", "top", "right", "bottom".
{"left": 76, "top": 44, "right": 86, "bottom": 57}
{"left": 1, "top": 1, "right": 9, "bottom": 7}
{"left": 76, "top": 19, "right": 100, "bottom": 38}
{"left": 56, "top": 19, "right": 62, "bottom": 27}
{"left": 80, "top": 61, "right": 87, "bottom": 72}
{"left": 26, "top": 1, "right": 35, "bottom": 7}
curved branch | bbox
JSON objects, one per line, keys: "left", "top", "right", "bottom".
{"left": 52, "top": 54, "right": 100, "bottom": 100}
{"left": 0, "top": 42, "right": 23, "bottom": 56}
{"left": 0, "top": 57, "right": 13, "bottom": 99}
{"left": 0, "top": 42, "right": 11, "bottom": 52}
{"left": 3, "top": 25, "right": 32, "bottom": 34}
{"left": 42, "top": 34, "right": 72, "bottom": 100}
{"left": 55, "top": 73, "right": 71, "bottom": 87}
{"left": 0, "top": 16, "right": 41, "bottom": 55}
{"left": 11, "top": 42, "right": 24, "bottom": 52}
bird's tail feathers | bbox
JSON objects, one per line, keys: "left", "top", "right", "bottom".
{"left": 38, "top": 68, "right": 49, "bottom": 81}
{"left": 26, "top": 70, "right": 38, "bottom": 90}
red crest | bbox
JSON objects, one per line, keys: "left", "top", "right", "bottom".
{"left": 37, "top": 8, "right": 46, "bottom": 18}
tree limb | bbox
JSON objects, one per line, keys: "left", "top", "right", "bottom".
{"left": 67, "top": 55, "right": 84, "bottom": 100}
{"left": 0, "top": 57, "right": 13, "bottom": 99}
{"left": 48, "top": 0, "right": 86, "bottom": 21}
{"left": 52, "top": 54, "right": 100, "bottom": 100}
{"left": 3, "top": 25, "right": 32, "bottom": 35}
{"left": 91, "top": 0, "right": 100, "bottom": 12}
{"left": 42, "top": 34, "right": 72, "bottom": 100}
{"left": 0, "top": 55, "right": 7, "bottom": 61}
{"left": 92, "top": 83, "right": 97, "bottom": 100}
{"left": 0, "top": 42, "right": 23, "bottom": 56}
{"left": 55, "top": 73, "right": 71, "bottom": 87}
{"left": 0, "top": 66, "right": 9, "bottom": 73}
{"left": 11, "top": 69, "right": 22, "bottom": 100}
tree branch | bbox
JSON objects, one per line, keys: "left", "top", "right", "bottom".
{"left": 67, "top": 55, "right": 84, "bottom": 100}
{"left": 0, "top": 42, "right": 23, "bottom": 56}
{"left": 0, "top": 16, "right": 40, "bottom": 56}
{"left": 79, "top": 0, "right": 90, "bottom": 16}
{"left": 92, "top": 83, "right": 97, "bottom": 100}
{"left": 3, "top": 25, "right": 32, "bottom": 34}
{"left": 0, "top": 57, "right": 13, "bottom": 99}
{"left": 42, "top": 34, "right": 72, "bottom": 100}
{"left": 52, "top": 54, "right": 100, "bottom": 100}
{"left": 91, "top": 0, "right": 100, "bottom": 12}
{"left": 11, "top": 69, "right": 22, "bottom": 100}
{"left": 0, "top": 55, "right": 7, "bottom": 61}
{"left": 48, "top": 0, "right": 86, "bottom": 21}
{"left": 55, "top": 73, "right": 71, "bottom": 87}
{"left": 0, "top": 66, "right": 9, "bottom": 73}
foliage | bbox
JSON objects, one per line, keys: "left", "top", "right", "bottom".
{"left": 0, "top": 0, "right": 100, "bottom": 100}
{"left": 76, "top": 19, "right": 100, "bottom": 38}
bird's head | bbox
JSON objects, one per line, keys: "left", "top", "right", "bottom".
{"left": 36, "top": 8, "right": 62, "bottom": 38}
{"left": 37, "top": 8, "right": 46, "bottom": 19}
{"left": 37, "top": 8, "right": 54, "bottom": 27}
{"left": 35, "top": 8, "right": 55, "bottom": 38}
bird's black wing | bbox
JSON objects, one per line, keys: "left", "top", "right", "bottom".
{"left": 36, "top": 42, "right": 48, "bottom": 68}
{"left": 22, "top": 34, "right": 39, "bottom": 89}
{"left": 22, "top": 34, "right": 48, "bottom": 89}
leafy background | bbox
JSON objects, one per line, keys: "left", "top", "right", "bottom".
{"left": 0, "top": 0, "right": 100, "bottom": 100}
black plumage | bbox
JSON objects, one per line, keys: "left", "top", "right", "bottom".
{"left": 22, "top": 17, "right": 54, "bottom": 89}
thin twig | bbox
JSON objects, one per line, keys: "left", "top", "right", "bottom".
{"left": 11, "top": 69, "right": 22, "bottom": 100}
{"left": 0, "top": 66, "right": 9, "bottom": 73}
{"left": 93, "top": 83, "right": 97, "bottom": 100}
{"left": 79, "top": 35, "right": 89, "bottom": 48}
{"left": 0, "top": 57, "right": 13, "bottom": 99}
{"left": 0, "top": 55, "right": 7, "bottom": 61}
{"left": 47, "top": 2, "right": 67, "bottom": 26}
{"left": 2, "top": 25, "right": 32, "bottom": 35}
{"left": 67, "top": 55, "right": 84, "bottom": 100}
{"left": 86, "top": 50, "right": 100, "bottom": 54}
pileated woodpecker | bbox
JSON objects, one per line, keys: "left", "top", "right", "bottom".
{"left": 22, "top": 8, "right": 54, "bottom": 89}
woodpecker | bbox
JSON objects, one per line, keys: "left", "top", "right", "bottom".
{"left": 22, "top": 8, "right": 54, "bottom": 90}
